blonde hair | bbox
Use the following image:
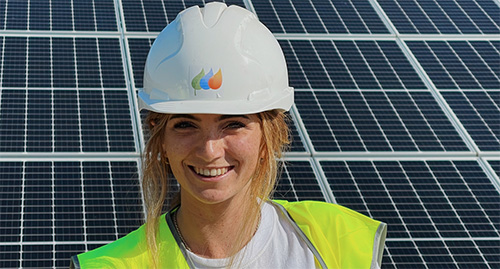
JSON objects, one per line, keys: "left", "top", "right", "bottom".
{"left": 141, "top": 110, "right": 290, "bottom": 267}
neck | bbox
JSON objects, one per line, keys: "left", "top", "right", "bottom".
{"left": 175, "top": 193, "right": 261, "bottom": 259}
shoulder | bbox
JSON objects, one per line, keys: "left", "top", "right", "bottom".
{"left": 273, "top": 199, "right": 381, "bottom": 231}
{"left": 272, "top": 200, "right": 386, "bottom": 268}
{"left": 71, "top": 221, "right": 151, "bottom": 268}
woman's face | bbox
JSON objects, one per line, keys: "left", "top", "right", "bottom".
{"left": 163, "top": 114, "right": 262, "bottom": 206}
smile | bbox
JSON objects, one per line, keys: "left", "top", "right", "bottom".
{"left": 191, "top": 166, "right": 232, "bottom": 177}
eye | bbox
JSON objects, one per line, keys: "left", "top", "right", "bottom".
{"left": 173, "top": 121, "right": 196, "bottom": 129}
{"left": 225, "top": 121, "right": 246, "bottom": 129}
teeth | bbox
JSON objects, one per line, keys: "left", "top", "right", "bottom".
{"left": 194, "top": 167, "right": 228, "bottom": 177}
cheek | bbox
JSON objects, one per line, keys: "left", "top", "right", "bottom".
{"left": 162, "top": 134, "right": 189, "bottom": 161}
{"left": 230, "top": 134, "right": 262, "bottom": 165}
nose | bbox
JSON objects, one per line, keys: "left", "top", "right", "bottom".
{"left": 195, "top": 133, "right": 225, "bottom": 162}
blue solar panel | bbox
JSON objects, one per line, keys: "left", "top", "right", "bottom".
{"left": 280, "top": 40, "right": 426, "bottom": 90}
{"left": 378, "top": 0, "right": 500, "bottom": 34}
{"left": 383, "top": 239, "right": 500, "bottom": 269}
{"left": 0, "top": 0, "right": 117, "bottom": 31}
{"left": 1, "top": 37, "right": 126, "bottom": 89}
{"left": 295, "top": 90, "right": 469, "bottom": 152}
{"left": 127, "top": 38, "right": 154, "bottom": 88}
{"left": 0, "top": 89, "right": 136, "bottom": 153}
{"left": 122, "top": 0, "right": 245, "bottom": 32}
{"left": 0, "top": 161, "right": 142, "bottom": 267}
{"left": 442, "top": 91, "right": 500, "bottom": 151}
{"left": 322, "top": 160, "right": 500, "bottom": 240}
{"left": 407, "top": 40, "right": 500, "bottom": 90}
{"left": 252, "top": 0, "right": 389, "bottom": 34}
{"left": 274, "top": 160, "right": 325, "bottom": 201}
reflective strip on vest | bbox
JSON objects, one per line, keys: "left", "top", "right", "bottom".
{"left": 71, "top": 200, "right": 386, "bottom": 268}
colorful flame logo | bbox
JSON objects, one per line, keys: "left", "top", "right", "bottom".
{"left": 191, "top": 68, "right": 222, "bottom": 93}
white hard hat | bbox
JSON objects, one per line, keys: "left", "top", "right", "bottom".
{"left": 138, "top": 2, "right": 293, "bottom": 114}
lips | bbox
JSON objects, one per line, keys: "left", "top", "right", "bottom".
{"left": 191, "top": 166, "right": 231, "bottom": 177}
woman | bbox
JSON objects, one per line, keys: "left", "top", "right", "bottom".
{"left": 71, "top": 3, "right": 386, "bottom": 268}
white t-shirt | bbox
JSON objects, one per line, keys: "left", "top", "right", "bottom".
{"left": 185, "top": 202, "right": 317, "bottom": 268}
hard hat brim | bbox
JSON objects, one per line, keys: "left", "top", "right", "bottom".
{"left": 138, "top": 88, "right": 294, "bottom": 115}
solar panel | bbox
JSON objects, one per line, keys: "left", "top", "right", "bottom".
{"left": 441, "top": 91, "right": 500, "bottom": 151}
{"left": 320, "top": 159, "right": 500, "bottom": 268}
{"left": 121, "top": 0, "right": 245, "bottom": 32}
{"left": 0, "top": 0, "right": 117, "bottom": 31}
{"left": 252, "top": 0, "right": 389, "bottom": 34}
{"left": 1, "top": 0, "right": 499, "bottom": 268}
{"left": 0, "top": 161, "right": 142, "bottom": 268}
{"left": 378, "top": 0, "right": 500, "bottom": 34}
{"left": 1, "top": 37, "right": 126, "bottom": 88}
{"left": 274, "top": 159, "right": 326, "bottom": 201}
{"left": 384, "top": 239, "right": 500, "bottom": 269}
{"left": 295, "top": 90, "right": 469, "bottom": 152}
{"left": 280, "top": 39, "right": 427, "bottom": 90}
{"left": 0, "top": 89, "right": 136, "bottom": 153}
{"left": 406, "top": 40, "right": 500, "bottom": 90}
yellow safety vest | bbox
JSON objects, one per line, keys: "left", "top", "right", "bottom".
{"left": 71, "top": 200, "right": 386, "bottom": 268}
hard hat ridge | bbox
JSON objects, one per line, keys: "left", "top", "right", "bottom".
{"left": 139, "top": 2, "right": 293, "bottom": 115}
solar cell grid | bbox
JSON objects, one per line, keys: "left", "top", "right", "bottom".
{"left": 384, "top": 239, "right": 499, "bottom": 269}
{"left": 0, "top": 89, "right": 136, "bottom": 153}
{"left": 295, "top": 90, "right": 468, "bottom": 152}
{"left": 287, "top": 112, "right": 307, "bottom": 153}
{"left": 379, "top": 0, "right": 500, "bottom": 34}
{"left": 122, "top": 0, "right": 245, "bottom": 32}
{"left": 442, "top": 91, "right": 500, "bottom": 151}
{"left": 407, "top": 40, "right": 500, "bottom": 90}
{"left": 274, "top": 160, "right": 325, "bottom": 201}
{"left": 252, "top": 0, "right": 389, "bottom": 34}
{"left": 321, "top": 160, "right": 500, "bottom": 240}
{"left": 0, "top": 245, "right": 20, "bottom": 268}
{"left": 1, "top": 0, "right": 117, "bottom": 31}
{"left": 127, "top": 38, "right": 155, "bottom": 88}
{"left": 0, "top": 37, "right": 126, "bottom": 89}
{"left": 0, "top": 161, "right": 143, "bottom": 267}
{"left": 279, "top": 40, "right": 426, "bottom": 90}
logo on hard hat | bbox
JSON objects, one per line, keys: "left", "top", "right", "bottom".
{"left": 191, "top": 68, "right": 222, "bottom": 93}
